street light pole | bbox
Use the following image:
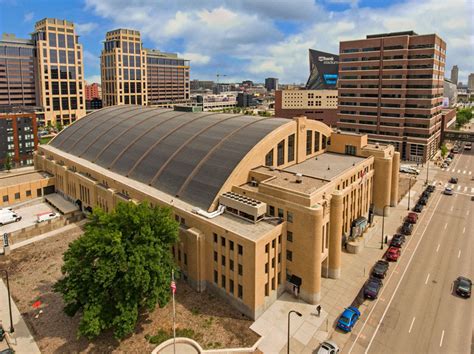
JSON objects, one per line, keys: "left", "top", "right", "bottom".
{"left": 407, "top": 177, "right": 415, "bottom": 211}
{"left": 287, "top": 310, "right": 302, "bottom": 354}
{"left": 381, "top": 205, "right": 389, "bottom": 250}
{"left": 0, "top": 270, "right": 14, "bottom": 333}
{"left": 425, "top": 159, "right": 429, "bottom": 185}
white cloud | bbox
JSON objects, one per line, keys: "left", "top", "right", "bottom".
{"left": 23, "top": 12, "right": 34, "bottom": 22}
{"left": 76, "top": 22, "right": 99, "bottom": 35}
{"left": 83, "top": 50, "right": 100, "bottom": 71}
{"left": 85, "top": 75, "right": 101, "bottom": 84}
{"left": 180, "top": 52, "right": 210, "bottom": 65}
{"left": 84, "top": 0, "right": 473, "bottom": 83}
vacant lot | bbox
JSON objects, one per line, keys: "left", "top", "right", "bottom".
{"left": 0, "top": 225, "right": 259, "bottom": 353}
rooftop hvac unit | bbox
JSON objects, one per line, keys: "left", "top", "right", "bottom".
{"left": 295, "top": 173, "right": 303, "bottom": 183}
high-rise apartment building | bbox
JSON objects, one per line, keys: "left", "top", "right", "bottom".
{"left": 85, "top": 82, "right": 101, "bottom": 100}
{"left": 265, "top": 77, "right": 279, "bottom": 92}
{"left": 450, "top": 65, "right": 458, "bottom": 85}
{"left": 32, "top": 18, "right": 86, "bottom": 126}
{"left": 337, "top": 31, "right": 446, "bottom": 162}
{"left": 468, "top": 73, "right": 474, "bottom": 91}
{"left": 101, "top": 29, "right": 147, "bottom": 106}
{"left": 146, "top": 49, "right": 190, "bottom": 106}
{"left": 0, "top": 34, "right": 39, "bottom": 110}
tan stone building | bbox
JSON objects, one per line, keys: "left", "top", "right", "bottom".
{"left": 34, "top": 105, "right": 399, "bottom": 319}
{"left": 33, "top": 18, "right": 86, "bottom": 126}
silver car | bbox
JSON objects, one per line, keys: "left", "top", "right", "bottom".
{"left": 317, "top": 340, "right": 340, "bottom": 354}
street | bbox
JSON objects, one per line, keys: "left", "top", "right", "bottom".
{"left": 345, "top": 146, "right": 473, "bottom": 354}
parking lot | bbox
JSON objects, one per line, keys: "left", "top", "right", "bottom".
{"left": 0, "top": 202, "right": 60, "bottom": 234}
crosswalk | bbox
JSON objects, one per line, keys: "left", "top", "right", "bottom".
{"left": 441, "top": 168, "right": 472, "bottom": 175}
{"left": 433, "top": 180, "right": 474, "bottom": 195}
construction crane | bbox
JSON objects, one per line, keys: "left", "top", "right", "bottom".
{"left": 216, "top": 73, "right": 227, "bottom": 84}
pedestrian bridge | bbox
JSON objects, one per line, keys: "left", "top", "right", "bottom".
{"left": 443, "top": 130, "right": 474, "bottom": 142}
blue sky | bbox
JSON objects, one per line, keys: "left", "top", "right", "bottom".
{"left": 1, "top": 0, "right": 472, "bottom": 84}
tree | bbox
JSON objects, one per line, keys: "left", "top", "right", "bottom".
{"left": 54, "top": 202, "right": 179, "bottom": 339}
{"left": 3, "top": 154, "right": 12, "bottom": 172}
{"left": 456, "top": 108, "right": 473, "bottom": 128}
{"left": 55, "top": 121, "right": 64, "bottom": 132}
{"left": 441, "top": 144, "right": 448, "bottom": 158}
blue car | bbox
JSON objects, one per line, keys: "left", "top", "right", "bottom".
{"left": 337, "top": 306, "right": 361, "bottom": 332}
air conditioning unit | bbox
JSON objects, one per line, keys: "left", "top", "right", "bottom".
{"left": 295, "top": 173, "right": 303, "bottom": 184}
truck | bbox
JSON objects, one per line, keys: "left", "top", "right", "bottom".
{"left": 0, "top": 212, "right": 22, "bottom": 226}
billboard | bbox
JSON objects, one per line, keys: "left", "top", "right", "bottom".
{"left": 306, "top": 49, "right": 339, "bottom": 90}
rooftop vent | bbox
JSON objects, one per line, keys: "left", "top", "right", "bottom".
{"left": 295, "top": 173, "right": 303, "bottom": 184}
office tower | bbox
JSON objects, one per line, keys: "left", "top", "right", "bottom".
{"left": 468, "top": 73, "right": 474, "bottom": 91}
{"left": 450, "top": 65, "right": 458, "bottom": 85}
{"left": 145, "top": 49, "right": 190, "bottom": 106}
{"left": 265, "top": 77, "right": 279, "bottom": 91}
{"left": 101, "top": 29, "right": 147, "bottom": 107}
{"left": 32, "top": 18, "right": 86, "bottom": 126}
{"left": 337, "top": 31, "right": 446, "bottom": 162}
{"left": 0, "top": 34, "right": 39, "bottom": 110}
{"left": 0, "top": 112, "right": 37, "bottom": 168}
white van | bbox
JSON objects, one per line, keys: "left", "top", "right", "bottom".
{"left": 37, "top": 212, "right": 60, "bottom": 223}
{"left": 0, "top": 212, "right": 22, "bottom": 226}
{"left": 0, "top": 207, "right": 14, "bottom": 214}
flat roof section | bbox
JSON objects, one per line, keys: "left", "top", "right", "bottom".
{"left": 0, "top": 171, "right": 52, "bottom": 188}
{"left": 285, "top": 153, "right": 367, "bottom": 181}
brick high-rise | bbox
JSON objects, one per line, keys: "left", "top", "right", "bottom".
{"left": 337, "top": 31, "right": 446, "bottom": 162}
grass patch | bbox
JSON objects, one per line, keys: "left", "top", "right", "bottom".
{"left": 191, "top": 307, "right": 200, "bottom": 315}
{"left": 146, "top": 328, "right": 202, "bottom": 345}
{"left": 40, "top": 137, "right": 53, "bottom": 145}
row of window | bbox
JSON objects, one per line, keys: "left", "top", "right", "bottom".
{"left": 2, "top": 188, "right": 40, "bottom": 202}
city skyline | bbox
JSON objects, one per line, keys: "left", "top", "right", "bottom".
{"left": 1, "top": 0, "right": 472, "bottom": 84}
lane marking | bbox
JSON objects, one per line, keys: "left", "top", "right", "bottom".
{"left": 425, "top": 273, "right": 430, "bottom": 284}
{"left": 440, "top": 330, "right": 445, "bottom": 347}
{"left": 463, "top": 227, "right": 466, "bottom": 234}
{"left": 444, "top": 223, "right": 448, "bottom": 230}
{"left": 456, "top": 185, "right": 461, "bottom": 191}
{"left": 458, "top": 250, "right": 461, "bottom": 258}
{"left": 436, "top": 244, "right": 440, "bottom": 252}
{"left": 409, "top": 317, "right": 416, "bottom": 333}
{"left": 457, "top": 169, "right": 461, "bottom": 173}
{"left": 470, "top": 171, "right": 472, "bottom": 175}
{"left": 450, "top": 206, "right": 454, "bottom": 211}
{"left": 464, "top": 186, "right": 468, "bottom": 192}
{"left": 463, "top": 170, "right": 466, "bottom": 174}
{"left": 467, "top": 210, "right": 470, "bottom": 216}
{"left": 362, "top": 192, "right": 444, "bottom": 354}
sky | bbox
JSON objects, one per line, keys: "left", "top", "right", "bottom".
{"left": 1, "top": 0, "right": 473, "bottom": 85}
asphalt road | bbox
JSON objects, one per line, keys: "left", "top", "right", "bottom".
{"left": 345, "top": 146, "right": 473, "bottom": 354}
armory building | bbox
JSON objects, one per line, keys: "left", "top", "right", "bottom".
{"left": 34, "top": 105, "right": 400, "bottom": 319}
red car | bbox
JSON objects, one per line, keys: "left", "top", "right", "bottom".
{"left": 406, "top": 212, "right": 418, "bottom": 224}
{"left": 386, "top": 247, "right": 401, "bottom": 261}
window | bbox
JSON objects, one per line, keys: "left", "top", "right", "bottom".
{"left": 265, "top": 244, "right": 269, "bottom": 253}
{"left": 306, "top": 130, "right": 313, "bottom": 155}
{"left": 278, "top": 208, "right": 284, "bottom": 218}
{"left": 221, "top": 275, "right": 226, "bottom": 288}
{"left": 238, "top": 244, "right": 243, "bottom": 255}
{"left": 26, "top": 190, "right": 31, "bottom": 197}
{"left": 265, "top": 263, "right": 269, "bottom": 273}
{"left": 322, "top": 135, "right": 327, "bottom": 149}
{"left": 277, "top": 140, "right": 285, "bottom": 166}
{"left": 269, "top": 205, "right": 275, "bottom": 216}
{"left": 345, "top": 145, "right": 356, "bottom": 156}
{"left": 230, "top": 279, "right": 234, "bottom": 294}
{"left": 287, "top": 231, "right": 293, "bottom": 242}
{"left": 272, "top": 239, "right": 276, "bottom": 248}
{"left": 229, "top": 240, "right": 234, "bottom": 251}
{"left": 229, "top": 259, "right": 234, "bottom": 271}
{"left": 286, "top": 250, "right": 293, "bottom": 261}
{"left": 238, "top": 284, "right": 243, "bottom": 299}
{"left": 214, "top": 270, "right": 218, "bottom": 284}
{"left": 67, "top": 35, "right": 75, "bottom": 48}
{"left": 213, "top": 251, "right": 217, "bottom": 262}
{"left": 288, "top": 134, "right": 295, "bottom": 162}
{"left": 213, "top": 233, "right": 218, "bottom": 243}
{"left": 238, "top": 264, "right": 243, "bottom": 276}
{"left": 221, "top": 237, "right": 226, "bottom": 247}
{"left": 2, "top": 195, "right": 8, "bottom": 203}
{"left": 287, "top": 211, "right": 293, "bottom": 223}
{"left": 67, "top": 51, "right": 75, "bottom": 64}
{"left": 37, "top": 188, "right": 42, "bottom": 197}
{"left": 221, "top": 255, "right": 226, "bottom": 266}
{"left": 59, "top": 50, "right": 66, "bottom": 64}
{"left": 48, "top": 32, "right": 56, "bottom": 46}
{"left": 14, "top": 192, "right": 20, "bottom": 200}
{"left": 314, "top": 132, "right": 320, "bottom": 152}
{"left": 265, "top": 283, "right": 269, "bottom": 296}
{"left": 265, "top": 149, "right": 273, "bottom": 166}
{"left": 50, "top": 49, "right": 57, "bottom": 63}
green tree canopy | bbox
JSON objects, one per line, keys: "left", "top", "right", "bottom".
{"left": 54, "top": 202, "right": 179, "bottom": 339}
{"left": 456, "top": 108, "right": 473, "bottom": 128}
{"left": 3, "top": 154, "right": 12, "bottom": 171}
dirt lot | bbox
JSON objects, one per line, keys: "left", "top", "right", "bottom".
{"left": 0, "top": 225, "right": 259, "bottom": 353}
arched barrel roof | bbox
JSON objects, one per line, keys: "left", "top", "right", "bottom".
{"left": 50, "top": 105, "right": 290, "bottom": 209}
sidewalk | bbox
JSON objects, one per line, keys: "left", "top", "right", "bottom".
{"left": 253, "top": 173, "right": 429, "bottom": 353}
{"left": 0, "top": 279, "right": 40, "bottom": 353}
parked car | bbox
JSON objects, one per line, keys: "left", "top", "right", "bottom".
{"left": 406, "top": 212, "right": 418, "bottom": 224}
{"left": 426, "top": 184, "right": 436, "bottom": 193}
{"left": 36, "top": 212, "right": 60, "bottom": 223}
{"left": 364, "top": 277, "right": 383, "bottom": 300}
{"left": 371, "top": 260, "right": 390, "bottom": 279}
{"left": 386, "top": 246, "right": 401, "bottom": 261}
{"left": 444, "top": 187, "right": 454, "bottom": 195}
{"left": 336, "top": 307, "right": 361, "bottom": 332}
{"left": 0, "top": 212, "right": 22, "bottom": 226}
{"left": 418, "top": 196, "right": 428, "bottom": 206}
{"left": 441, "top": 162, "right": 448, "bottom": 168}
{"left": 455, "top": 277, "right": 472, "bottom": 298}
{"left": 413, "top": 203, "right": 424, "bottom": 213}
{"left": 317, "top": 340, "right": 340, "bottom": 354}
{"left": 401, "top": 222, "right": 414, "bottom": 235}
{"left": 390, "top": 235, "right": 405, "bottom": 248}
{"left": 449, "top": 177, "right": 458, "bottom": 184}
